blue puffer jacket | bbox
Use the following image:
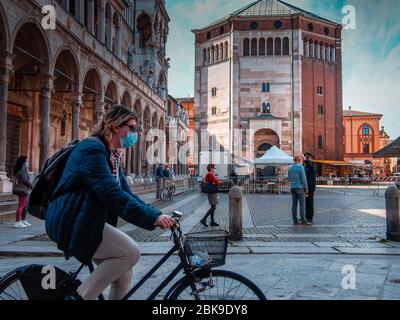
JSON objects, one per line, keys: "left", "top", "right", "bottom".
{"left": 45, "top": 137, "right": 161, "bottom": 264}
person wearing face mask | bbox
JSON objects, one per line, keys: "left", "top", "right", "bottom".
{"left": 45, "top": 105, "right": 175, "bottom": 300}
{"left": 13, "top": 156, "right": 33, "bottom": 228}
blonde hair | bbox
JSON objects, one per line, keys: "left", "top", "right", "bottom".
{"left": 93, "top": 105, "right": 138, "bottom": 142}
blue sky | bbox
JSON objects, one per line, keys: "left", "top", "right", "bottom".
{"left": 165, "top": 0, "right": 400, "bottom": 139}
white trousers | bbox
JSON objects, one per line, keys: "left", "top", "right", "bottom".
{"left": 77, "top": 223, "right": 141, "bottom": 300}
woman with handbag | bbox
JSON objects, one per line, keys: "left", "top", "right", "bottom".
{"left": 200, "top": 164, "right": 221, "bottom": 227}
{"left": 13, "top": 156, "right": 33, "bottom": 228}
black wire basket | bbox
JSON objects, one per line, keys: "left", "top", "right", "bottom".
{"left": 183, "top": 229, "right": 229, "bottom": 269}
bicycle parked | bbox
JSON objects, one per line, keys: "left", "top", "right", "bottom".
{"left": 160, "top": 179, "right": 176, "bottom": 202}
{"left": 0, "top": 212, "right": 266, "bottom": 300}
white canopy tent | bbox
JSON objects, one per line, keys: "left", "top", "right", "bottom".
{"left": 254, "top": 146, "right": 294, "bottom": 166}
{"left": 246, "top": 146, "right": 294, "bottom": 194}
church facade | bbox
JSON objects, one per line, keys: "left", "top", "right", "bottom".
{"left": 193, "top": 0, "right": 344, "bottom": 176}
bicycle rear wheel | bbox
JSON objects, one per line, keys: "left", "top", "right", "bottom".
{"left": 160, "top": 187, "right": 169, "bottom": 201}
{"left": 0, "top": 271, "right": 29, "bottom": 300}
{"left": 168, "top": 269, "right": 266, "bottom": 300}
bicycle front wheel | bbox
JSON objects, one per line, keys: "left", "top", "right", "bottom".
{"left": 0, "top": 270, "right": 29, "bottom": 300}
{"left": 169, "top": 269, "right": 266, "bottom": 300}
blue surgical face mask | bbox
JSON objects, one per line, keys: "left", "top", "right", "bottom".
{"left": 25, "top": 162, "right": 29, "bottom": 169}
{"left": 120, "top": 132, "right": 138, "bottom": 149}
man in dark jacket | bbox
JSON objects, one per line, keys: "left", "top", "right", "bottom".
{"left": 45, "top": 106, "right": 175, "bottom": 300}
{"left": 304, "top": 152, "right": 317, "bottom": 224}
{"left": 155, "top": 164, "right": 165, "bottom": 199}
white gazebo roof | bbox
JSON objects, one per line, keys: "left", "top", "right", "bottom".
{"left": 254, "top": 146, "right": 294, "bottom": 165}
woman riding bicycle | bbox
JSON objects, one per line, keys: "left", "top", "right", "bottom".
{"left": 45, "top": 105, "right": 175, "bottom": 300}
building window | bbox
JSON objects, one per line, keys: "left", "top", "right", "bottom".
{"left": 275, "top": 38, "right": 281, "bottom": 55}
{"left": 243, "top": 38, "right": 250, "bottom": 56}
{"left": 317, "top": 86, "right": 323, "bottom": 95}
{"left": 137, "top": 13, "right": 152, "bottom": 48}
{"left": 211, "top": 107, "right": 217, "bottom": 116}
{"left": 362, "top": 125, "right": 370, "bottom": 136}
{"left": 259, "top": 38, "right": 266, "bottom": 56}
{"left": 203, "top": 49, "right": 207, "bottom": 64}
{"left": 318, "top": 105, "right": 324, "bottom": 115}
{"left": 318, "top": 135, "right": 323, "bottom": 149}
{"left": 251, "top": 38, "right": 257, "bottom": 56}
{"left": 282, "top": 37, "right": 289, "bottom": 55}
{"left": 274, "top": 20, "right": 282, "bottom": 29}
{"left": 262, "top": 103, "right": 271, "bottom": 114}
{"left": 250, "top": 21, "right": 258, "bottom": 30}
{"left": 262, "top": 82, "right": 270, "bottom": 93}
{"left": 224, "top": 41, "right": 229, "bottom": 59}
{"left": 267, "top": 38, "right": 273, "bottom": 56}
{"left": 211, "top": 87, "right": 217, "bottom": 97}
{"left": 363, "top": 144, "right": 370, "bottom": 154}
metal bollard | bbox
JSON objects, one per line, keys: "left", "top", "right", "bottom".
{"left": 229, "top": 186, "right": 243, "bottom": 241}
{"left": 385, "top": 186, "right": 400, "bottom": 241}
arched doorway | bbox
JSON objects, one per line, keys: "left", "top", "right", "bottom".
{"left": 105, "top": 80, "right": 118, "bottom": 109}
{"left": 53, "top": 49, "right": 80, "bottom": 149}
{"left": 10, "top": 21, "right": 50, "bottom": 173}
{"left": 254, "top": 129, "right": 280, "bottom": 177}
{"left": 121, "top": 91, "right": 132, "bottom": 109}
{"left": 82, "top": 68, "right": 102, "bottom": 137}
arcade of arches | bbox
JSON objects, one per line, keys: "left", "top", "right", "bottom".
{"left": 0, "top": 17, "right": 169, "bottom": 191}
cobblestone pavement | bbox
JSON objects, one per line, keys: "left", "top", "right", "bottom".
{"left": 124, "top": 188, "right": 389, "bottom": 248}
{"left": 0, "top": 187, "right": 395, "bottom": 254}
{"left": 1, "top": 254, "right": 400, "bottom": 300}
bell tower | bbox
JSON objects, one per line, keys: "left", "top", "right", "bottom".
{"left": 132, "top": 0, "right": 170, "bottom": 100}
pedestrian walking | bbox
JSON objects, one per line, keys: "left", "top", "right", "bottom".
{"left": 155, "top": 163, "right": 165, "bottom": 200}
{"left": 304, "top": 152, "right": 317, "bottom": 224}
{"left": 12, "top": 156, "right": 33, "bottom": 228}
{"left": 200, "top": 164, "right": 220, "bottom": 227}
{"left": 288, "top": 156, "right": 309, "bottom": 226}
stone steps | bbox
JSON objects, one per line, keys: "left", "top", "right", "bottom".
{"left": 0, "top": 194, "right": 18, "bottom": 222}
{"left": 0, "top": 210, "right": 16, "bottom": 223}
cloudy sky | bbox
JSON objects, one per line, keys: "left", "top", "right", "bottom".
{"left": 165, "top": 0, "right": 400, "bottom": 139}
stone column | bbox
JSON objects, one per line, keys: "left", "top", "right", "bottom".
{"left": 145, "top": 128, "right": 151, "bottom": 178}
{"left": 87, "top": 0, "right": 95, "bottom": 34}
{"left": 229, "top": 186, "right": 243, "bottom": 241}
{"left": 39, "top": 76, "right": 54, "bottom": 171}
{"left": 70, "top": 93, "right": 83, "bottom": 141}
{"left": 136, "top": 128, "right": 143, "bottom": 177}
{"left": 94, "top": 98, "right": 105, "bottom": 127}
{"left": 115, "top": 27, "right": 121, "bottom": 58}
{"left": 385, "top": 187, "right": 400, "bottom": 241}
{"left": 0, "top": 53, "right": 13, "bottom": 192}
{"left": 98, "top": 4, "right": 105, "bottom": 43}
{"left": 106, "top": 18, "right": 112, "bottom": 50}
{"left": 126, "top": 147, "right": 132, "bottom": 175}
{"left": 78, "top": 0, "right": 85, "bottom": 24}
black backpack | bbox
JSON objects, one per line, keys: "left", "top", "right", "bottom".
{"left": 26, "top": 139, "right": 80, "bottom": 220}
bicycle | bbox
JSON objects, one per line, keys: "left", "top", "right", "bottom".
{"left": 160, "top": 179, "right": 176, "bottom": 202}
{"left": 0, "top": 211, "right": 266, "bottom": 300}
